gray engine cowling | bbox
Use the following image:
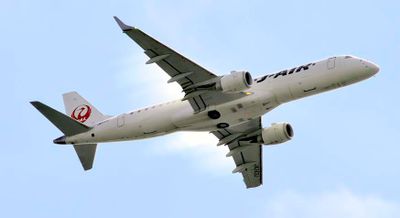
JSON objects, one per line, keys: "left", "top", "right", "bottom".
{"left": 217, "top": 71, "right": 253, "bottom": 93}
{"left": 260, "top": 123, "right": 294, "bottom": 145}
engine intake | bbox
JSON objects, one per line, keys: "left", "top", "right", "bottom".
{"left": 261, "top": 123, "right": 294, "bottom": 145}
{"left": 217, "top": 71, "right": 253, "bottom": 93}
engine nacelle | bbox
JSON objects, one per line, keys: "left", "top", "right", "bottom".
{"left": 261, "top": 123, "right": 294, "bottom": 145}
{"left": 217, "top": 71, "right": 253, "bottom": 93}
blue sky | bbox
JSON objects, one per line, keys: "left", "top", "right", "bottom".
{"left": 1, "top": 0, "right": 399, "bottom": 217}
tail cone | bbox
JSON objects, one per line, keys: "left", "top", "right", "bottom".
{"left": 53, "top": 136, "right": 66, "bottom": 144}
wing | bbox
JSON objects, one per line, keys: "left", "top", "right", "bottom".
{"left": 211, "top": 117, "right": 263, "bottom": 188}
{"left": 114, "top": 17, "right": 244, "bottom": 112}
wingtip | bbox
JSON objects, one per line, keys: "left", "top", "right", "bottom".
{"left": 30, "top": 101, "right": 40, "bottom": 107}
{"left": 83, "top": 166, "right": 93, "bottom": 171}
{"left": 113, "top": 16, "right": 134, "bottom": 31}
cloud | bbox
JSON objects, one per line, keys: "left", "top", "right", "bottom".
{"left": 116, "top": 55, "right": 183, "bottom": 104}
{"left": 264, "top": 189, "right": 399, "bottom": 218}
{"left": 151, "top": 131, "right": 233, "bottom": 175}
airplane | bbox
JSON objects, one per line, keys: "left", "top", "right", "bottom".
{"left": 30, "top": 16, "right": 379, "bottom": 188}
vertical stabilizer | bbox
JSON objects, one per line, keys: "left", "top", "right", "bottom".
{"left": 63, "top": 91, "right": 107, "bottom": 126}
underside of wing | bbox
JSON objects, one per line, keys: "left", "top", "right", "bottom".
{"left": 114, "top": 17, "right": 246, "bottom": 112}
{"left": 211, "top": 118, "right": 263, "bottom": 188}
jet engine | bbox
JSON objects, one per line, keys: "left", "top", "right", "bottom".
{"left": 217, "top": 71, "right": 253, "bottom": 93}
{"left": 260, "top": 123, "right": 294, "bottom": 145}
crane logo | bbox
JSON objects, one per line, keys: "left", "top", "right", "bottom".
{"left": 71, "top": 104, "right": 91, "bottom": 123}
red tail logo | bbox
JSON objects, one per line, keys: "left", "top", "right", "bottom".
{"left": 71, "top": 104, "right": 91, "bottom": 123}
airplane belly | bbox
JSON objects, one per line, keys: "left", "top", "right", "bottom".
{"left": 290, "top": 75, "right": 320, "bottom": 99}
{"left": 273, "top": 83, "right": 293, "bottom": 103}
{"left": 173, "top": 92, "right": 274, "bottom": 131}
{"left": 172, "top": 103, "right": 210, "bottom": 129}
{"left": 219, "top": 98, "right": 264, "bottom": 123}
{"left": 126, "top": 107, "right": 179, "bottom": 139}
{"left": 138, "top": 114, "right": 177, "bottom": 136}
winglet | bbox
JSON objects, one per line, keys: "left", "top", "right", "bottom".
{"left": 113, "top": 16, "right": 134, "bottom": 31}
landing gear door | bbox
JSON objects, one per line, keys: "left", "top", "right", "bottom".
{"left": 327, "top": 57, "right": 336, "bottom": 70}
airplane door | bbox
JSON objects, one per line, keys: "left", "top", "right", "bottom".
{"left": 117, "top": 114, "right": 125, "bottom": 127}
{"left": 327, "top": 57, "right": 336, "bottom": 70}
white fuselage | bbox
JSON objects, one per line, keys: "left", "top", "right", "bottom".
{"left": 65, "top": 56, "right": 378, "bottom": 145}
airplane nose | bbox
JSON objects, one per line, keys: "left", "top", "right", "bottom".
{"left": 365, "top": 61, "right": 380, "bottom": 75}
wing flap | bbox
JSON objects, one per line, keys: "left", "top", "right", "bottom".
{"left": 212, "top": 118, "right": 263, "bottom": 188}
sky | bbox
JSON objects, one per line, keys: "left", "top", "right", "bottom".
{"left": 1, "top": 0, "right": 399, "bottom": 217}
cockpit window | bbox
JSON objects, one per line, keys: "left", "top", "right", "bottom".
{"left": 345, "top": 56, "right": 352, "bottom": 59}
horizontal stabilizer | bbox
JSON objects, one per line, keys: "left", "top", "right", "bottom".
{"left": 74, "top": 144, "right": 97, "bottom": 170}
{"left": 30, "top": 101, "right": 90, "bottom": 136}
